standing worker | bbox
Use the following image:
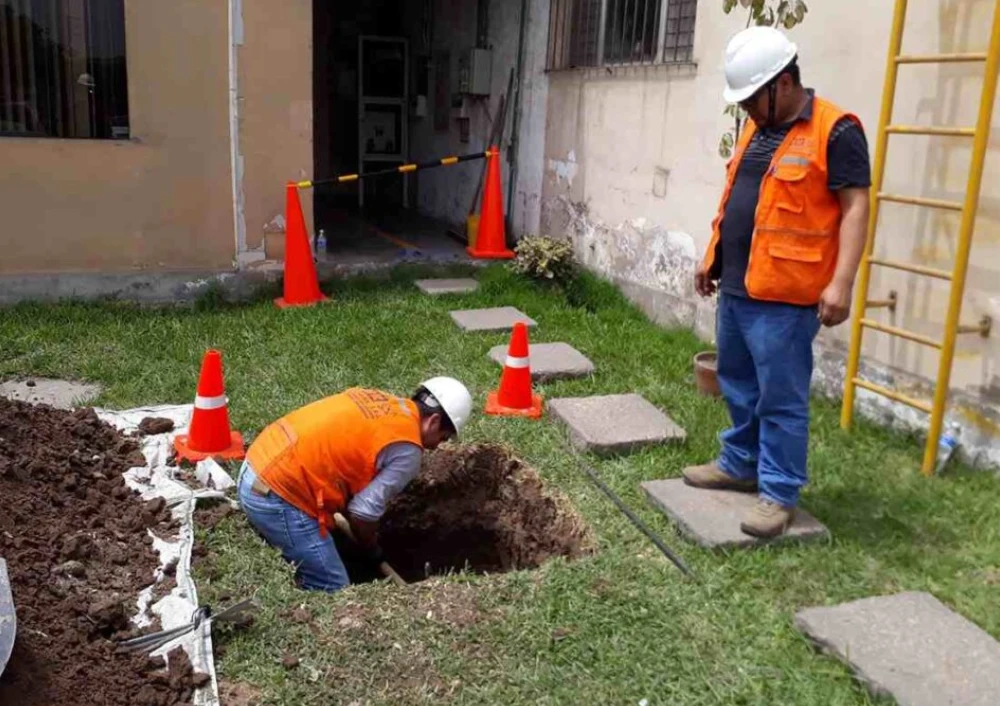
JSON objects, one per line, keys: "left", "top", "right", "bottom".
{"left": 237, "top": 378, "right": 473, "bottom": 591}
{"left": 685, "top": 26, "right": 871, "bottom": 538}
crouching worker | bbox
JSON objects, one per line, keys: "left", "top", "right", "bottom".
{"left": 237, "top": 377, "right": 473, "bottom": 592}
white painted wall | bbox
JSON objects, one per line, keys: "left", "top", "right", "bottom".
{"left": 408, "top": 0, "right": 548, "bottom": 236}
{"left": 540, "top": 0, "right": 1000, "bottom": 467}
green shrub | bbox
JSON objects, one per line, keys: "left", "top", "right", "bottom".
{"left": 509, "top": 234, "right": 577, "bottom": 287}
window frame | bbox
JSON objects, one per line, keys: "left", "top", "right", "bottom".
{"left": 0, "top": 0, "right": 131, "bottom": 141}
{"left": 546, "top": 0, "right": 697, "bottom": 72}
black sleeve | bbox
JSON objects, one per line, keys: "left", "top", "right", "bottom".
{"left": 827, "top": 117, "right": 872, "bottom": 190}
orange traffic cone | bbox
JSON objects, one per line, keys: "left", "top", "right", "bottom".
{"left": 486, "top": 322, "right": 543, "bottom": 418}
{"left": 467, "top": 145, "right": 514, "bottom": 260}
{"left": 174, "top": 350, "right": 245, "bottom": 462}
{"left": 276, "top": 182, "right": 328, "bottom": 308}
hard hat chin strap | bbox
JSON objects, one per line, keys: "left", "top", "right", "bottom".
{"left": 766, "top": 81, "right": 778, "bottom": 128}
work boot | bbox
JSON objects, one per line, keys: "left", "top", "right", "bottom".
{"left": 740, "top": 498, "right": 795, "bottom": 539}
{"left": 682, "top": 461, "right": 757, "bottom": 492}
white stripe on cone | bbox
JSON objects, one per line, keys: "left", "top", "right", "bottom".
{"left": 195, "top": 394, "right": 228, "bottom": 410}
{"left": 505, "top": 355, "right": 530, "bottom": 369}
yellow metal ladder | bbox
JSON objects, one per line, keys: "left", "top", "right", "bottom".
{"left": 841, "top": 0, "right": 1000, "bottom": 475}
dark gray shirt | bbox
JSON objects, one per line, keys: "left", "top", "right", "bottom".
{"left": 346, "top": 442, "right": 422, "bottom": 521}
{"left": 718, "top": 89, "right": 872, "bottom": 298}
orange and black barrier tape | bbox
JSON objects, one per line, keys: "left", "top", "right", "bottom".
{"left": 296, "top": 150, "right": 494, "bottom": 189}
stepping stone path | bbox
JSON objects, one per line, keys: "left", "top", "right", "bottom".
{"left": 0, "top": 377, "right": 102, "bottom": 410}
{"left": 488, "top": 342, "right": 595, "bottom": 382}
{"left": 549, "top": 393, "right": 685, "bottom": 457}
{"left": 450, "top": 306, "right": 536, "bottom": 332}
{"left": 641, "top": 479, "right": 829, "bottom": 548}
{"left": 415, "top": 278, "right": 479, "bottom": 295}
{"left": 795, "top": 591, "right": 1000, "bottom": 706}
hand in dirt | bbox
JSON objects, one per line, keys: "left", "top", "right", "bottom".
{"left": 348, "top": 515, "right": 380, "bottom": 554}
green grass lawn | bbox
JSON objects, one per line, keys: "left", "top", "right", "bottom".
{"left": 2, "top": 265, "right": 998, "bottom": 705}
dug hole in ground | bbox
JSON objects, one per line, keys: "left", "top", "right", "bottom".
{"left": 0, "top": 390, "right": 596, "bottom": 705}
{"left": 331, "top": 443, "right": 597, "bottom": 584}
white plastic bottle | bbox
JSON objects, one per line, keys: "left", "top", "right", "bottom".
{"left": 316, "top": 228, "right": 327, "bottom": 262}
{"left": 935, "top": 421, "right": 961, "bottom": 474}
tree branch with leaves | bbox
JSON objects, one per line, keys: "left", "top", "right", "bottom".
{"left": 718, "top": 0, "right": 809, "bottom": 158}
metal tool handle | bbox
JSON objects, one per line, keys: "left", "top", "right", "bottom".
{"left": 332, "top": 513, "right": 407, "bottom": 587}
{"left": 116, "top": 610, "right": 204, "bottom": 654}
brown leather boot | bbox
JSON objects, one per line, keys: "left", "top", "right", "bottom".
{"left": 681, "top": 461, "right": 757, "bottom": 492}
{"left": 740, "top": 498, "right": 795, "bottom": 538}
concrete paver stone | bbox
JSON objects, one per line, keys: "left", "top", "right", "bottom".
{"left": 549, "top": 393, "right": 685, "bottom": 456}
{"left": 641, "top": 478, "right": 829, "bottom": 548}
{"left": 0, "top": 378, "right": 102, "bottom": 410}
{"left": 794, "top": 591, "right": 1000, "bottom": 706}
{"left": 415, "top": 278, "right": 479, "bottom": 295}
{"left": 488, "top": 342, "right": 595, "bottom": 382}
{"left": 449, "top": 306, "right": 537, "bottom": 332}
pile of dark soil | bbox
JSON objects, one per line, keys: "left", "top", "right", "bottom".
{"left": 0, "top": 398, "right": 206, "bottom": 706}
{"left": 379, "top": 443, "right": 593, "bottom": 582}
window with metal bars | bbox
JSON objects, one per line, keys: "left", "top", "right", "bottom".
{"left": 0, "top": 0, "right": 129, "bottom": 139}
{"left": 547, "top": 0, "right": 697, "bottom": 71}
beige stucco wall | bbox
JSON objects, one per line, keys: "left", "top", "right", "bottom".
{"left": 240, "top": 0, "right": 313, "bottom": 259}
{"left": 0, "top": 0, "right": 313, "bottom": 274}
{"left": 541, "top": 0, "right": 1000, "bottom": 464}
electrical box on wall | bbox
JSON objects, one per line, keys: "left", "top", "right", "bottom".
{"left": 458, "top": 48, "right": 492, "bottom": 96}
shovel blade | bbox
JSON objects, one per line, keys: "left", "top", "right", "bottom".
{"left": 0, "top": 558, "right": 15, "bottom": 677}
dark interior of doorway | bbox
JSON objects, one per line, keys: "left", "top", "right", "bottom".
{"left": 313, "top": 0, "right": 444, "bottom": 259}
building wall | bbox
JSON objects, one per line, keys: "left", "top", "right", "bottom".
{"left": 408, "top": 0, "right": 548, "bottom": 236}
{"left": 239, "top": 0, "right": 313, "bottom": 260}
{"left": 0, "top": 0, "right": 312, "bottom": 275}
{"left": 540, "top": 0, "right": 1000, "bottom": 467}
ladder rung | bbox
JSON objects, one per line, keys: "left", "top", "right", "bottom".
{"left": 878, "top": 193, "right": 964, "bottom": 211}
{"left": 852, "top": 378, "right": 933, "bottom": 414}
{"left": 867, "top": 257, "right": 953, "bottom": 281}
{"left": 895, "top": 52, "right": 988, "bottom": 64}
{"left": 885, "top": 125, "right": 976, "bottom": 137}
{"left": 861, "top": 319, "right": 942, "bottom": 348}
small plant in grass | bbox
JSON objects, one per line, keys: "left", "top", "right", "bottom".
{"left": 510, "top": 235, "right": 577, "bottom": 288}
{"left": 192, "top": 280, "right": 230, "bottom": 311}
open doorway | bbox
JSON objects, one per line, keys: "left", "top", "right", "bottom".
{"left": 312, "top": 0, "right": 520, "bottom": 265}
{"left": 313, "top": 0, "right": 467, "bottom": 264}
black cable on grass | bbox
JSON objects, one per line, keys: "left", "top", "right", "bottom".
{"left": 571, "top": 455, "right": 695, "bottom": 579}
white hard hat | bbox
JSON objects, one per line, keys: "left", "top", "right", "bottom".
{"left": 722, "top": 26, "right": 798, "bottom": 104}
{"left": 417, "top": 376, "right": 473, "bottom": 434}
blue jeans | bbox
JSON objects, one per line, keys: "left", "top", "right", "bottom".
{"left": 236, "top": 462, "right": 350, "bottom": 592}
{"left": 715, "top": 294, "right": 821, "bottom": 508}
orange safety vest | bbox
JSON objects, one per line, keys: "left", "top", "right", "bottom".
{"left": 246, "top": 388, "right": 423, "bottom": 531}
{"left": 703, "top": 95, "right": 863, "bottom": 306}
